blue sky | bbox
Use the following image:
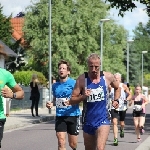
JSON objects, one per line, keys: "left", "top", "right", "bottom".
{"left": 0, "top": 0, "right": 149, "bottom": 36}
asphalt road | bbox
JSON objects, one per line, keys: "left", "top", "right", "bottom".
{"left": 1, "top": 105, "right": 150, "bottom": 150}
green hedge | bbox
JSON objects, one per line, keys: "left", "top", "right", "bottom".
{"left": 13, "top": 71, "right": 47, "bottom": 86}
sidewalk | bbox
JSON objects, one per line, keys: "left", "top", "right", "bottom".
{"left": 4, "top": 107, "right": 56, "bottom": 131}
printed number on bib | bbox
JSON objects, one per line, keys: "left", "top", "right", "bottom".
{"left": 87, "top": 87, "right": 104, "bottom": 102}
{"left": 56, "top": 98, "right": 68, "bottom": 108}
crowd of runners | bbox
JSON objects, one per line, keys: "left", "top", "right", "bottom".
{"left": 46, "top": 53, "right": 149, "bottom": 150}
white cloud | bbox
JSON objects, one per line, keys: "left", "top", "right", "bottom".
{"left": 110, "top": 2, "right": 149, "bottom": 36}
{"left": 0, "top": 0, "right": 149, "bottom": 36}
{"left": 0, "top": 0, "right": 31, "bottom": 17}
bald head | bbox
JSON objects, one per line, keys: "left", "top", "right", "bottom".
{"left": 87, "top": 53, "right": 100, "bottom": 62}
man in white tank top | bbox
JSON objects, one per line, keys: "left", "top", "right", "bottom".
{"left": 110, "top": 73, "right": 132, "bottom": 146}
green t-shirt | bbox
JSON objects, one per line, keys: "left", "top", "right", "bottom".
{"left": 0, "top": 68, "right": 16, "bottom": 119}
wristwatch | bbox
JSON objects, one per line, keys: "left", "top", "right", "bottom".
{"left": 114, "top": 99, "right": 119, "bottom": 104}
{"left": 13, "top": 93, "right": 17, "bottom": 99}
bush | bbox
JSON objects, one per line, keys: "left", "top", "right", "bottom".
{"left": 13, "top": 71, "right": 47, "bottom": 86}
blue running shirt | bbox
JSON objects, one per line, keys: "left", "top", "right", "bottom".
{"left": 84, "top": 75, "right": 110, "bottom": 127}
{"left": 52, "top": 77, "right": 80, "bottom": 116}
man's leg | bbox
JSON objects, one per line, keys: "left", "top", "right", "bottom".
{"left": 0, "top": 119, "right": 6, "bottom": 148}
{"left": 119, "top": 110, "right": 127, "bottom": 138}
{"left": 67, "top": 116, "right": 80, "bottom": 150}
{"left": 55, "top": 117, "right": 67, "bottom": 150}
{"left": 96, "top": 125, "right": 110, "bottom": 150}
{"left": 68, "top": 134, "right": 78, "bottom": 150}
{"left": 111, "top": 109, "right": 119, "bottom": 146}
{"left": 83, "top": 131, "right": 96, "bottom": 150}
{"left": 56, "top": 132, "right": 66, "bottom": 150}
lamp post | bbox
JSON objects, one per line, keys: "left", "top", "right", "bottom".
{"left": 126, "top": 40, "right": 134, "bottom": 83}
{"left": 100, "top": 19, "right": 110, "bottom": 71}
{"left": 48, "top": 0, "right": 52, "bottom": 114}
{"left": 142, "top": 51, "right": 148, "bottom": 89}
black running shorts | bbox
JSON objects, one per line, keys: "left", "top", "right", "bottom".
{"left": 111, "top": 109, "right": 126, "bottom": 121}
{"left": 132, "top": 110, "right": 146, "bottom": 117}
{"left": 55, "top": 116, "right": 80, "bottom": 135}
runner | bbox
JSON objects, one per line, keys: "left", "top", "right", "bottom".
{"left": 129, "top": 84, "right": 148, "bottom": 142}
{"left": 68, "top": 53, "right": 121, "bottom": 150}
{"left": 110, "top": 73, "right": 132, "bottom": 146}
{"left": 0, "top": 46, "right": 24, "bottom": 148}
{"left": 46, "top": 60, "right": 80, "bottom": 150}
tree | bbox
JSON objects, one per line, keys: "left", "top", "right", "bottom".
{"left": 106, "top": 0, "right": 150, "bottom": 17}
{"left": 128, "top": 21, "right": 150, "bottom": 85}
{"left": 24, "top": 0, "right": 127, "bottom": 79}
{"left": 0, "top": 4, "right": 12, "bottom": 45}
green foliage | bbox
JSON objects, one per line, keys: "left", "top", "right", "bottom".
{"left": 0, "top": 4, "right": 12, "bottom": 45}
{"left": 129, "top": 21, "right": 150, "bottom": 85}
{"left": 144, "top": 74, "right": 150, "bottom": 87}
{"left": 13, "top": 70, "right": 47, "bottom": 86}
{"left": 106, "top": 0, "right": 150, "bottom": 17}
{"left": 23, "top": 0, "right": 128, "bottom": 79}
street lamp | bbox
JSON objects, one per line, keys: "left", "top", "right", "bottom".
{"left": 100, "top": 18, "right": 110, "bottom": 71}
{"left": 142, "top": 51, "right": 148, "bottom": 89}
{"left": 126, "top": 40, "right": 134, "bottom": 83}
{"left": 48, "top": 0, "right": 52, "bottom": 114}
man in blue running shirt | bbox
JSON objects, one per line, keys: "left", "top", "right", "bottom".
{"left": 69, "top": 53, "right": 121, "bottom": 150}
{"left": 46, "top": 60, "right": 80, "bottom": 150}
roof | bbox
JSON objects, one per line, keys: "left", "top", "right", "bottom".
{"left": 0, "top": 40, "right": 18, "bottom": 57}
{"left": 10, "top": 17, "right": 25, "bottom": 45}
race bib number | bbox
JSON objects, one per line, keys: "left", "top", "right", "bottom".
{"left": 56, "top": 98, "right": 68, "bottom": 108}
{"left": 117, "top": 97, "right": 126, "bottom": 111}
{"left": 87, "top": 87, "right": 105, "bottom": 102}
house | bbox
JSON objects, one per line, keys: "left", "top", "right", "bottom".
{"left": 10, "top": 12, "right": 25, "bottom": 46}
{"left": 0, "top": 40, "right": 17, "bottom": 68}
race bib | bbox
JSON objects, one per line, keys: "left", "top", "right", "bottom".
{"left": 56, "top": 98, "right": 68, "bottom": 108}
{"left": 134, "top": 105, "right": 142, "bottom": 111}
{"left": 87, "top": 87, "right": 105, "bottom": 102}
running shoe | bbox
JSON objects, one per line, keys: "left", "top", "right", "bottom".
{"left": 113, "top": 138, "right": 118, "bottom": 146}
{"left": 137, "top": 138, "right": 142, "bottom": 142}
{"left": 140, "top": 128, "right": 145, "bottom": 135}
{"left": 120, "top": 129, "right": 124, "bottom": 138}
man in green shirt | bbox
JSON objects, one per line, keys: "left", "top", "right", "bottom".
{"left": 0, "top": 68, "right": 24, "bottom": 148}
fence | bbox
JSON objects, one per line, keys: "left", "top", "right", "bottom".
{"left": 10, "top": 87, "right": 50, "bottom": 110}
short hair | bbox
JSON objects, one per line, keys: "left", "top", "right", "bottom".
{"left": 58, "top": 60, "right": 71, "bottom": 72}
{"left": 114, "top": 72, "right": 122, "bottom": 77}
{"left": 87, "top": 53, "right": 100, "bottom": 62}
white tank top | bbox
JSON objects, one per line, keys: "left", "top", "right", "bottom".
{"left": 110, "top": 83, "right": 127, "bottom": 111}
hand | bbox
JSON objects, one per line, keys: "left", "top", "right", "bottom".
{"left": 112, "top": 100, "right": 119, "bottom": 109}
{"left": 84, "top": 89, "right": 91, "bottom": 97}
{"left": 64, "top": 99, "right": 70, "bottom": 106}
{"left": 1, "top": 88, "right": 13, "bottom": 98}
{"left": 128, "top": 100, "right": 132, "bottom": 106}
{"left": 46, "top": 101, "right": 53, "bottom": 109}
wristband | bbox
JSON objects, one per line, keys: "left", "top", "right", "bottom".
{"left": 114, "top": 99, "right": 119, "bottom": 104}
{"left": 13, "top": 93, "right": 17, "bottom": 99}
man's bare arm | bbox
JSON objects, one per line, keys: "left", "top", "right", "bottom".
{"left": 70, "top": 75, "right": 86, "bottom": 105}
{"left": 2, "top": 84, "right": 24, "bottom": 100}
{"left": 124, "top": 84, "right": 132, "bottom": 100}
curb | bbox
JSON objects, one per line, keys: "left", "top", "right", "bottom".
{"left": 4, "top": 115, "right": 55, "bottom": 131}
{"left": 135, "top": 136, "right": 150, "bottom": 150}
